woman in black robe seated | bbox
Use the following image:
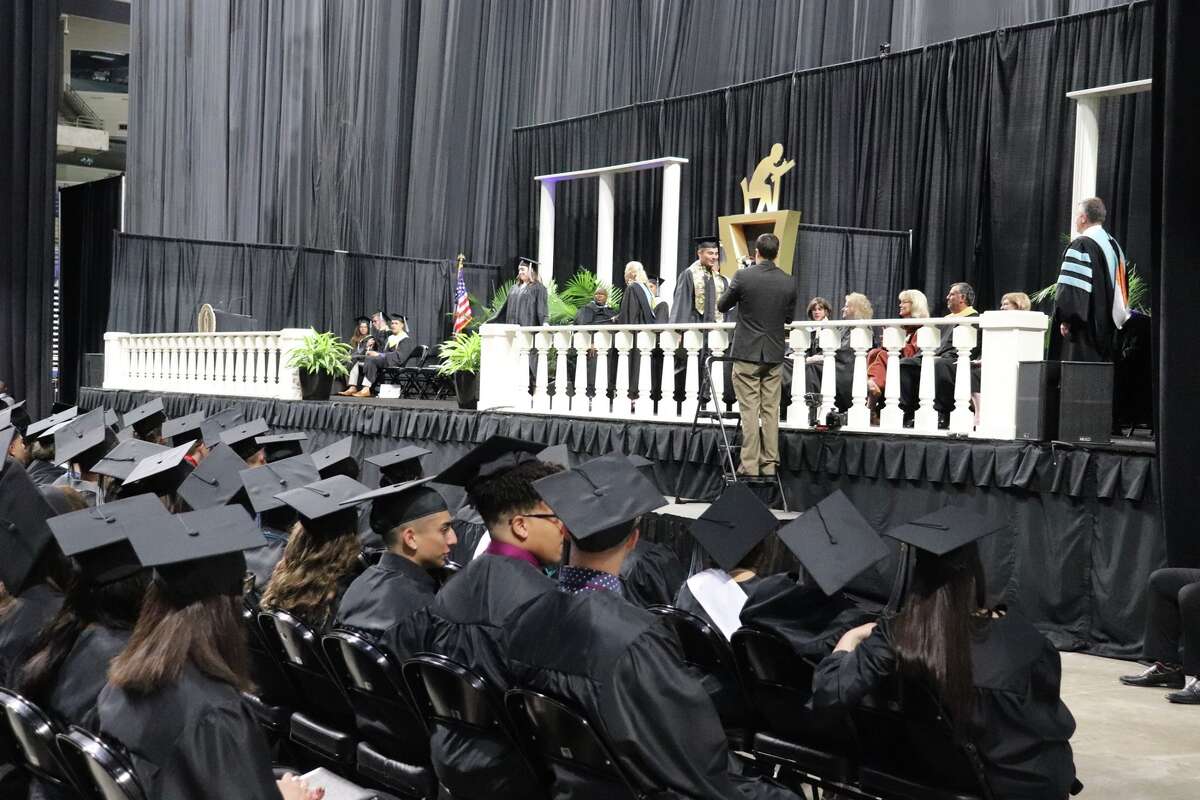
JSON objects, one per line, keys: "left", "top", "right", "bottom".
{"left": 812, "top": 534, "right": 1079, "bottom": 799}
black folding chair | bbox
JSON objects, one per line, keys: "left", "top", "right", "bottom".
{"left": 56, "top": 726, "right": 148, "bottom": 800}
{"left": 322, "top": 630, "right": 437, "bottom": 798}
{"left": 400, "top": 653, "right": 541, "bottom": 798}
{"left": 850, "top": 678, "right": 992, "bottom": 800}
{"left": 505, "top": 688, "right": 652, "bottom": 800}
{"left": 645, "top": 605, "right": 752, "bottom": 748}
{"left": 395, "top": 345, "right": 431, "bottom": 398}
{"left": 731, "top": 627, "right": 856, "bottom": 797}
{"left": 241, "top": 601, "right": 296, "bottom": 740}
{"left": 0, "top": 688, "right": 75, "bottom": 791}
{"left": 257, "top": 609, "right": 358, "bottom": 768}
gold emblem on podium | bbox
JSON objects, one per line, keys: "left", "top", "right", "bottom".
{"left": 719, "top": 144, "right": 802, "bottom": 276}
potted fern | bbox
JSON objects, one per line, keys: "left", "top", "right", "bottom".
{"left": 287, "top": 329, "right": 351, "bottom": 401}
{"left": 437, "top": 331, "right": 482, "bottom": 409}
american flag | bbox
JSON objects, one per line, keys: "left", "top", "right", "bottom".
{"left": 453, "top": 264, "right": 473, "bottom": 334}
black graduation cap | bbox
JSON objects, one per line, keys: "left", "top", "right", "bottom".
{"left": 532, "top": 453, "right": 665, "bottom": 551}
{"left": 884, "top": 507, "right": 1008, "bottom": 556}
{"left": 46, "top": 494, "right": 167, "bottom": 585}
{"left": 517, "top": 256, "right": 540, "bottom": 272}
{"left": 354, "top": 315, "right": 372, "bottom": 326}
{"left": 128, "top": 505, "right": 265, "bottom": 603}
{"left": 220, "top": 418, "right": 270, "bottom": 459}
{"left": 1, "top": 426, "right": 17, "bottom": 461}
{"left": 91, "top": 439, "right": 170, "bottom": 482}
{"left": 433, "top": 436, "right": 548, "bottom": 487}
{"left": 688, "top": 483, "right": 779, "bottom": 572}
{"left": 693, "top": 235, "right": 720, "bottom": 249}
{"left": 239, "top": 454, "right": 321, "bottom": 514}
{"left": 311, "top": 436, "right": 358, "bottom": 480}
{"left": 122, "top": 399, "right": 166, "bottom": 436}
{"left": 345, "top": 479, "right": 449, "bottom": 534}
{"left": 176, "top": 443, "right": 247, "bottom": 510}
{"left": 161, "top": 412, "right": 206, "bottom": 448}
{"left": 119, "top": 441, "right": 195, "bottom": 498}
{"left": 274, "top": 475, "right": 371, "bottom": 523}
{"left": 26, "top": 407, "right": 78, "bottom": 441}
{"left": 255, "top": 432, "right": 308, "bottom": 463}
{"left": 200, "top": 407, "right": 245, "bottom": 448}
{"left": 776, "top": 490, "right": 889, "bottom": 596}
{"left": 538, "top": 444, "right": 572, "bottom": 467}
{"left": 0, "top": 461, "right": 57, "bottom": 593}
{"left": 0, "top": 401, "right": 32, "bottom": 434}
{"left": 104, "top": 408, "right": 123, "bottom": 433}
{"left": 54, "top": 408, "right": 118, "bottom": 472}
{"left": 366, "top": 445, "right": 429, "bottom": 485}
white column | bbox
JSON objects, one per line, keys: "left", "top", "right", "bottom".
{"left": 593, "top": 330, "right": 612, "bottom": 415}
{"left": 102, "top": 332, "right": 129, "bottom": 389}
{"left": 914, "top": 325, "right": 942, "bottom": 432}
{"left": 658, "top": 331, "right": 681, "bottom": 421}
{"left": 708, "top": 329, "right": 730, "bottom": 417}
{"left": 613, "top": 329, "right": 633, "bottom": 416}
{"left": 478, "top": 324, "right": 521, "bottom": 410}
{"left": 817, "top": 327, "right": 839, "bottom": 422}
{"left": 538, "top": 181, "right": 556, "bottom": 275}
{"left": 597, "top": 174, "right": 616, "bottom": 288}
{"left": 553, "top": 331, "right": 572, "bottom": 411}
{"left": 659, "top": 162, "right": 682, "bottom": 289}
{"left": 879, "top": 326, "right": 906, "bottom": 431}
{"left": 572, "top": 330, "right": 591, "bottom": 414}
{"left": 949, "top": 324, "right": 979, "bottom": 434}
{"left": 783, "top": 326, "right": 808, "bottom": 429}
{"left": 634, "top": 330, "right": 654, "bottom": 420}
{"left": 845, "top": 326, "right": 873, "bottom": 430}
{"left": 679, "top": 328, "right": 704, "bottom": 423}
{"left": 975, "top": 311, "right": 1050, "bottom": 440}
{"left": 1070, "top": 97, "right": 1099, "bottom": 234}
{"left": 275, "top": 329, "right": 310, "bottom": 400}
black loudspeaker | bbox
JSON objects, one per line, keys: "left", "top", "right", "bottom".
{"left": 82, "top": 353, "right": 105, "bottom": 387}
{"left": 1058, "top": 361, "right": 1113, "bottom": 444}
{"left": 1015, "top": 361, "right": 1060, "bottom": 441}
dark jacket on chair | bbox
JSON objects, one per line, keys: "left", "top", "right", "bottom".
{"left": 717, "top": 260, "right": 794, "bottom": 364}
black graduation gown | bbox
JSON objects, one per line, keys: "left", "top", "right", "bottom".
{"left": 619, "top": 539, "right": 685, "bottom": 609}
{"left": 47, "top": 625, "right": 131, "bottom": 727}
{"left": 334, "top": 552, "right": 438, "bottom": 638}
{"left": 505, "top": 587, "right": 798, "bottom": 800}
{"left": 574, "top": 302, "right": 616, "bottom": 325}
{"left": 448, "top": 518, "right": 488, "bottom": 567}
{"left": 25, "top": 459, "right": 65, "bottom": 487}
{"left": 502, "top": 282, "right": 549, "bottom": 327}
{"left": 812, "top": 615, "right": 1077, "bottom": 800}
{"left": 617, "top": 283, "right": 654, "bottom": 325}
{"left": 97, "top": 664, "right": 281, "bottom": 800}
{"left": 1053, "top": 230, "right": 1127, "bottom": 362}
{"left": 0, "top": 584, "right": 63, "bottom": 685}
{"left": 243, "top": 527, "right": 287, "bottom": 599}
{"left": 670, "top": 263, "right": 718, "bottom": 324}
{"left": 738, "top": 575, "right": 875, "bottom": 659}
{"left": 379, "top": 552, "right": 554, "bottom": 800}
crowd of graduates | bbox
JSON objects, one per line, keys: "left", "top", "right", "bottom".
{"left": 0, "top": 397, "right": 1080, "bottom": 799}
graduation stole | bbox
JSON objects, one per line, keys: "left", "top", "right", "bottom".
{"left": 1082, "top": 227, "right": 1131, "bottom": 330}
{"left": 690, "top": 260, "right": 708, "bottom": 317}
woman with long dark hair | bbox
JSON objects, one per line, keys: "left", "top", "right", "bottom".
{"left": 259, "top": 475, "right": 371, "bottom": 631}
{"left": 96, "top": 503, "right": 321, "bottom": 800}
{"left": 812, "top": 521, "right": 1078, "bottom": 799}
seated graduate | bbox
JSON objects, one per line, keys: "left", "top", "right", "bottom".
{"left": 106, "top": 438, "right": 197, "bottom": 513}
{"left": 96, "top": 503, "right": 321, "bottom": 800}
{"left": 811, "top": 508, "right": 1078, "bottom": 799}
{"left": 338, "top": 316, "right": 377, "bottom": 396}
{"left": 0, "top": 465, "right": 77, "bottom": 686}
{"left": 259, "top": 474, "right": 371, "bottom": 632}
{"left": 51, "top": 407, "right": 119, "bottom": 507}
{"left": 366, "top": 444, "right": 429, "bottom": 487}
{"left": 617, "top": 455, "right": 683, "bottom": 606}
{"left": 1, "top": 409, "right": 32, "bottom": 470}
{"left": 197, "top": 407, "right": 244, "bottom": 459}
{"left": 22, "top": 495, "right": 153, "bottom": 742}
{"left": 379, "top": 436, "right": 565, "bottom": 800}
{"left": 505, "top": 454, "right": 800, "bottom": 800}
{"left": 160, "top": 411, "right": 209, "bottom": 465}
{"left": 122, "top": 398, "right": 167, "bottom": 444}
{"left": 334, "top": 479, "right": 454, "bottom": 637}
{"left": 26, "top": 428, "right": 68, "bottom": 487}
{"left": 219, "top": 417, "right": 270, "bottom": 467}
{"left": 353, "top": 313, "right": 416, "bottom": 397}
{"left": 256, "top": 432, "right": 308, "bottom": 464}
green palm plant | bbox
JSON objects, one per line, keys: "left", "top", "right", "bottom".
{"left": 286, "top": 330, "right": 351, "bottom": 377}
{"left": 436, "top": 330, "right": 482, "bottom": 375}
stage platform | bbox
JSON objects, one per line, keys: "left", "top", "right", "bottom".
{"left": 79, "top": 387, "right": 1162, "bottom": 659}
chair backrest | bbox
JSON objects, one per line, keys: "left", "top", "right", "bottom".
{"left": 0, "top": 688, "right": 72, "bottom": 787}
{"left": 257, "top": 608, "right": 354, "bottom": 727}
{"left": 505, "top": 688, "right": 642, "bottom": 799}
{"left": 56, "top": 726, "right": 148, "bottom": 800}
{"left": 404, "top": 344, "right": 429, "bottom": 367}
{"left": 242, "top": 601, "right": 298, "bottom": 706}
{"left": 646, "top": 605, "right": 739, "bottom": 679}
{"left": 731, "top": 627, "right": 836, "bottom": 741}
{"left": 322, "top": 629, "right": 430, "bottom": 762}
{"left": 400, "top": 653, "right": 505, "bottom": 733}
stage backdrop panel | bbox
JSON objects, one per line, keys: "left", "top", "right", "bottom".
{"left": 793, "top": 224, "right": 910, "bottom": 318}
{"left": 106, "top": 233, "right": 500, "bottom": 348}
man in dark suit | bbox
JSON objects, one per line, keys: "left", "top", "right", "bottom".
{"left": 717, "top": 233, "right": 794, "bottom": 476}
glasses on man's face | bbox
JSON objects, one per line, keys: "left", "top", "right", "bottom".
{"left": 518, "top": 513, "right": 561, "bottom": 523}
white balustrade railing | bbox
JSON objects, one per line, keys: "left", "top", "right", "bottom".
{"left": 479, "top": 311, "right": 1049, "bottom": 440}
{"left": 103, "top": 329, "right": 312, "bottom": 399}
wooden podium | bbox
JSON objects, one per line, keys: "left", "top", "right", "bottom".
{"left": 716, "top": 210, "right": 802, "bottom": 277}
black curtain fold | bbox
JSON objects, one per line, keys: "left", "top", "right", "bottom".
{"left": 58, "top": 176, "right": 123, "bottom": 404}
{"left": 1, "top": 0, "right": 59, "bottom": 415}
{"left": 793, "top": 224, "right": 910, "bottom": 319}
{"left": 106, "top": 234, "right": 499, "bottom": 348}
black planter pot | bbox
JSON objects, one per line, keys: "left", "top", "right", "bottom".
{"left": 453, "top": 371, "right": 479, "bottom": 410}
{"left": 298, "top": 368, "right": 335, "bottom": 401}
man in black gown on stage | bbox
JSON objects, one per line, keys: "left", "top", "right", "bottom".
{"left": 1053, "top": 196, "right": 1131, "bottom": 363}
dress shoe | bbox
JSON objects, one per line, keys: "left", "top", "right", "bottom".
{"left": 1166, "top": 677, "right": 1200, "bottom": 704}
{"left": 336, "top": 388, "right": 358, "bottom": 396}
{"left": 350, "top": 388, "right": 372, "bottom": 398}
{"left": 1119, "top": 662, "right": 1185, "bottom": 689}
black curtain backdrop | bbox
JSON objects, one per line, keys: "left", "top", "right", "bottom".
{"left": 794, "top": 225, "right": 910, "bottom": 318}
{"left": 78, "top": 387, "right": 1160, "bottom": 659}
{"left": 1, "top": 0, "right": 59, "bottom": 415}
{"left": 126, "top": 0, "right": 1127, "bottom": 270}
{"left": 59, "top": 176, "right": 123, "bottom": 404}
{"left": 1153, "top": 0, "right": 1200, "bottom": 569}
{"left": 106, "top": 234, "right": 500, "bottom": 349}
{"left": 514, "top": 3, "right": 1153, "bottom": 305}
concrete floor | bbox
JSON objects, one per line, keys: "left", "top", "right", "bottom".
{"left": 1061, "top": 652, "right": 1200, "bottom": 799}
